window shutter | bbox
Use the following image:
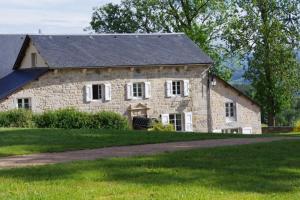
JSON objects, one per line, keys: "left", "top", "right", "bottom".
{"left": 166, "top": 80, "right": 172, "bottom": 97}
{"left": 183, "top": 80, "right": 190, "bottom": 97}
{"left": 126, "top": 83, "right": 133, "bottom": 100}
{"left": 104, "top": 83, "right": 111, "bottom": 101}
{"left": 184, "top": 112, "right": 193, "bottom": 132}
{"left": 144, "top": 82, "right": 151, "bottom": 99}
{"left": 161, "top": 114, "right": 170, "bottom": 125}
{"left": 85, "top": 84, "right": 92, "bottom": 102}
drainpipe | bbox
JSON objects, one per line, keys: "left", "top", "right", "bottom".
{"left": 206, "top": 66, "right": 216, "bottom": 133}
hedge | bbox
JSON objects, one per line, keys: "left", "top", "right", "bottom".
{"left": 0, "top": 108, "right": 129, "bottom": 130}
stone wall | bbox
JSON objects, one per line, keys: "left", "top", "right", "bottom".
{"left": 209, "top": 78, "right": 262, "bottom": 134}
{"left": 0, "top": 66, "right": 262, "bottom": 133}
{"left": 0, "top": 66, "right": 210, "bottom": 132}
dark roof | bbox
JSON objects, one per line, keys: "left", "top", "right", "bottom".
{"left": 0, "top": 35, "right": 26, "bottom": 79}
{"left": 0, "top": 68, "right": 48, "bottom": 101}
{"left": 26, "top": 33, "right": 213, "bottom": 68}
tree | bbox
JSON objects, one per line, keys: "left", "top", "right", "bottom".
{"left": 224, "top": 0, "right": 300, "bottom": 126}
{"left": 89, "top": 0, "right": 232, "bottom": 80}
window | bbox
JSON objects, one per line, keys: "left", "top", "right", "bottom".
{"left": 17, "top": 98, "right": 31, "bottom": 109}
{"left": 225, "top": 102, "right": 236, "bottom": 121}
{"left": 133, "top": 83, "right": 143, "bottom": 98}
{"left": 169, "top": 114, "right": 182, "bottom": 131}
{"left": 172, "top": 81, "right": 181, "bottom": 95}
{"left": 92, "top": 84, "right": 102, "bottom": 100}
{"left": 222, "top": 128, "right": 240, "bottom": 134}
{"left": 31, "top": 53, "right": 37, "bottom": 67}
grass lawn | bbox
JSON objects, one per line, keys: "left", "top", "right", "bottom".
{"left": 0, "top": 128, "right": 298, "bottom": 158}
{"left": 0, "top": 139, "right": 299, "bottom": 199}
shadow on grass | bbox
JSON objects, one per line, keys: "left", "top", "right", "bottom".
{"left": 0, "top": 140, "right": 300, "bottom": 194}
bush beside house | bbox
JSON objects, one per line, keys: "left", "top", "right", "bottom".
{"left": 294, "top": 120, "right": 300, "bottom": 132}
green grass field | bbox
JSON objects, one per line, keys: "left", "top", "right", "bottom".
{"left": 0, "top": 128, "right": 298, "bottom": 158}
{"left": 0, "top": 139, "right": 299, "bottom": 199}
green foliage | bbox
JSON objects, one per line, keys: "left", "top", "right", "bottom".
{"left": 0, "top": 140, "right": 300, "bottom": 199}
{"left": 150, "top": 122, "right": 175, "bottom": 132}
{"left": 276, "top": 97, "right": 300, "bottom": 126}
{"left": 0, "top": 128, "right": 264, "bottom": 157}
{"left": 294, "top": 120, "right": 300, "bottom": 132}
{"left": 34, "top": 108, "right": 92, "bottom": 129}
{"left": 89, "top": 0, "right": 232, "bottom": 80}
{"left": 224, "top": 0, "right": 300, "bottom": 126}
{"left": 0, "top": 109, "right": 33, "bottom": 128}
{"left": 0, "top": 108, "right": 129, "bottom": 130}
{"left": 91, "top": 111, "right": 129, "bottom": 130}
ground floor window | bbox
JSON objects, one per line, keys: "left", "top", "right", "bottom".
{"left": 222, "top": 128, "right": 240, "bottom": 134}
{"left": 169, "top": 114, "right": 182, "bottom": 131}
{"left": 17, "top": 98, "right": 31, "bottom": 109}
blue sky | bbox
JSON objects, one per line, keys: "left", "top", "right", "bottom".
{"left": 0, "top": 0, "right": 121, "bottom": 34}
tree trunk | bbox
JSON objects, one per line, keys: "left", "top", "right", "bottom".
{"left": 268, "top": 112, "right": 276, "bottom": 127}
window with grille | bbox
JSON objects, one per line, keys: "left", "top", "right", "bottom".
{"left": 225, "top": 102, "right": 236, "bottom": 122}
{"left": 17, "top": 98, "right": 31, "bottom": 109}
{"left": 172, "top": 81, "right": 181, "bottom": 95}
{"left": 132, "top": 83, "right": 143, "bottom": 98}
{"left": 169, "top": 114, "right": 182, "bottom": 131}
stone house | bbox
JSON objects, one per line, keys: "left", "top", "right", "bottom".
{"left": 0, "top": 33, "right": 261, "bottom": 133}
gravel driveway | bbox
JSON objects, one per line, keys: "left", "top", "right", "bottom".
{"left": 0, "top": 136, "right": 298, "bottom": 169}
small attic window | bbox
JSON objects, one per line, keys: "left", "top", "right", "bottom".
{"left": 31, "top": 53, "right": 37, "bottom": 67}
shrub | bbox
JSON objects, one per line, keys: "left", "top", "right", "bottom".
{"left": 150, "top": 122, "right": 175, "bottom": 132}
{"left": 294, "top": 120, "right": 300, "bottom": 132}
{"left": 0, "top": 108, "right": 129, "bottom": 130}
{"left": 0, "top": 109, "right": 33, "bottom": 128}
{"left": 34, "top": 108, "right": 91, "bottom": 129}
{"left": 91, "top": 111, "right": 129, "bottom": 130}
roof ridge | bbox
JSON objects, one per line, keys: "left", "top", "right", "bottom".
{"left": 28, "top": 32, "right": 185, "bottom": 36}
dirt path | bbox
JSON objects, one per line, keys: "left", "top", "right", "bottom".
{"left": 0, "top": 137, "right": 298, "bottom": 169}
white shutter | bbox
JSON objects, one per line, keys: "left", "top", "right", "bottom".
{"left": 126, "top": 83, "right": 133, "bottom": 100}
{"left": 85, "top": 84, "right": 92, "bottom": 102}
{"left": 166, "top": 80, "right": 172, "bottom": 97}
{"left": 104, "top": 83, "right": 111, "bottom": 101}
{"left": 183, "top": 80, "right": 190, "bottom": 97}
{"left": 161, "top": 114, "right": 170, "bottom": 125}
{"left": 184, "top": 112, "right": 193, "bottom": 132}
{"left": 144, "top": 82, "right": 151, "bottom": 99}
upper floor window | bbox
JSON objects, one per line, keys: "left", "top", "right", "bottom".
{"left": 126, "top": 82, "right": 151, "bottom": 100}
{"left": 172, "top": 81, "right": 182, "bottom": 95}
{"left": 225, "top": 102, "right": 236, "bottom": 122}
{"left": 31, "top": 53, "right": 37, "bottom": 67}
{"left": 17, "top": 98, "right": 31, "bottom": 110}
{"left": 166, "top": 80, "right": 189, "bottom": 97}
{"left": 92, "top": 84, "right": 102, "bottom": 100}
{"left": 133, "top": 82, "right": 144, "bottom": 98}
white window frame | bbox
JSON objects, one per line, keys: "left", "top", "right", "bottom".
{"left": 92, "top": 84, "right": 103, "bottom": 101}
{"left": 171, "top": 80, "right": 182, "bottom": 96}
{"left": 225, "top": 102, "right": 236, "bottom": 122}
{"left": 17, "top": 98, "right": 31, "bottom": 110}
{"left": 169, "top": 113, "right": 183, "bottom": 131}
{"left": 132, "top": 82, "right": 144, "bottom": 99}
